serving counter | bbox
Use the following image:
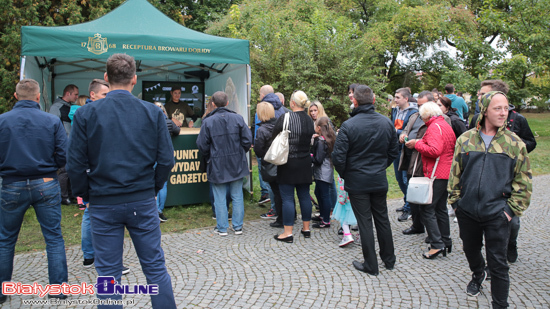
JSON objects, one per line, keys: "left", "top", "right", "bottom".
{"left": 165, "top": 128, "right": 210, "bottom": 206}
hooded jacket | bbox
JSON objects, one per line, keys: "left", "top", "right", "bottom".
{"left": 469, "top": 104, "right": 536, "bottom": 153}
{"left": 332, "top": 104, "right": 399, "bottom": 194}
{"left": 312, "top": 136, "right": 334, "bottom": 184}
{"left": 445, "top": 94, "right": 468, "bottom": 120}
{"left": 254, "top": 93, "right": 290, "bottom": 136}
{"left": 447, "top": 91, "right": 532, "bottom": 220}
{"left": 391, "top": 105, "right": 418, "bottom": 137}
{"left": 197, "top": 107, "right": 252, "bottom": 184}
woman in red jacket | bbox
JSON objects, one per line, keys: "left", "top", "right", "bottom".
{"left": 405, "top": 102, "right": 456, "bottom": 259}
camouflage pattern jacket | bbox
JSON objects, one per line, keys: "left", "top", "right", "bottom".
{"left": 447, "top": 91, "right": 532, "bottom": 221}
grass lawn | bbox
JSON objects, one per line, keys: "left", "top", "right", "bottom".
{"left": 12, "top": 112, "right": 547, "bottom": 253}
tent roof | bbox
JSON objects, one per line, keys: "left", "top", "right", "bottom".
{"left": 21, "top": 0, "right": 249, "bottom": 65}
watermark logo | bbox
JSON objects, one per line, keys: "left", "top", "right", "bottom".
{"left": 96, "top": 277, "right": 158, "bottom": 295}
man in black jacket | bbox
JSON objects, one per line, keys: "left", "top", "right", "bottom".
{"left": 469, "top": 79, "right": 536, "bottom": 263}
{"left": 332, "top": 84, "right": 399, "bottom": 276}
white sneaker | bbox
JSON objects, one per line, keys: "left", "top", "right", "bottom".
{"left": 339, "top": 235, "right": 354, "bottom": 247}
{"left": 214, "top": 227, "right": 228, "bottom": 236}
{"left": 453, "top": 217, "right": 458, "bottom": 223}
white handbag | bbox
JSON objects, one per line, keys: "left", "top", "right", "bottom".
{"left": 264, "top": 113, "right": 290, "bottom": 165}
{"left": 406, "top": 156, "right": 439, "bottom": 205}
{"left": 406, "top": 123, "right": 442, "bottom": 205}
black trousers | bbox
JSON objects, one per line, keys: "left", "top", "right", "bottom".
{"left": 57, "top": 166, "right": 71, "bottom": 200}
{"left": 349, "top": 191, "right": 395, "bottom": 273}
{"left": 419, "top": 179, "right": 451, "bottom": 249}
{"left": 457, "top": 210, "right": 511, "bottom": 309}
{"left": 269, "top": 181, "right": 284, "bottom": 224}
{"left": 407, "top": 175, "right": 426, "bottom": 232}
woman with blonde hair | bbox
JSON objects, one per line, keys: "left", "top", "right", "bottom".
{"left": 308, "top": 100, "right": 327, "bottom": 122}
{"left": 254, "top": 102, "right": 284, "bottom": 228}
{"left": 272, "top": 91, "right": 315, "bottom": 243}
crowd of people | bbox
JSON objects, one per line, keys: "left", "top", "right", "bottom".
{"left": 0, "top": 50, "right": 535, "bottom": 308}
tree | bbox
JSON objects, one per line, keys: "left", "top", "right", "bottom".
{"left": 207, "top": 0, "right": 387, "bottom": 126}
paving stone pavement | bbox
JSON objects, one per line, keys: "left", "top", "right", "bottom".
{"left": 3, "top": 175, "right": 550, "bottom": 308}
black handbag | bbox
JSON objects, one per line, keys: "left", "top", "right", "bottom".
{"left": 260, "top": 160, "right": 277, "bottom": 182}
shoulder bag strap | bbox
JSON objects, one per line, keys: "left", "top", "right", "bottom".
{"left": 411, "top": 154, "right": 420, "bottom": 178}
{"left": 430, "top": 123, "right": 443, "bottom": 179}
{"left": 283, "top": 112, "right": 289, "bottom": 131}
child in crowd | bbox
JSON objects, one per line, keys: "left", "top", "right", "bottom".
{"left": 332, "top": 176, "right": 357, "bottom": 247}
{"left": 311, "top": 116, "right": 335, "bottom": 229}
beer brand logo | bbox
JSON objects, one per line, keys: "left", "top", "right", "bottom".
{"left": 87, "top": 33, "right": 108, "bottom": 55}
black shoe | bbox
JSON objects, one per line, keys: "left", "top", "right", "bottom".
{"left": 446, "top": 244, "right": 453, "bottom": 254}
{"left": 61, "top": 198, "right": 71, "bottom": 205}
{"left": 122, "top": 266, "right": 130, "bottom": 275}
{"left": 384, "top": 263, "right": 394, "bottom": 270}
{"left": 507, "top": 245, "right": 518, "bottom": 263}
{"left": 312, "top": 222, "right": 331, "bottom": 228}
{"left": 466, "top": 271, "right": 487, "bottom": 297}
{"left": 423, "top": 248, "right": 446, "bottom": 259}
{"left": 398, "top": 211, "right": 412, "bottom": 222}
{"left": 402, "top": 227, "right": 424, "bottom": 235}
{"left": 396, "top": 206, "right": 405, "bottom": 212}
{"left": 337, "top": 227, "right": 343, "bottom": 235}
{"left": 352, "top": 261, "right": 378, "bottom": 276}
{"left": 258, "top": 194, "right": 270, "bottom": 204}
{"left": 274, "top": 234, "right": 293, "bottom": 243}
{"left": 83, "top": 258, "right": 94, "bottom": 268}
{"left": 270, "top": 221, "right": 283, "bottom": 228}
{"left": 301, "top": 229, "right": 311, "bottom": 238}
{"left": 48, "top": 294, "right": 68, "bottom": 299}
{"left": 159, "top": 212, "right": 168, "bottom": 222}
{"left": 311, "top": 215, "right": 322, "bottom": 222}
{"left": 0, "top": 295, "right": 7, "bottom": 304}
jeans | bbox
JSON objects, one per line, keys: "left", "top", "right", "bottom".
{"left": 314, "top": 180, "right": 332, "bottom": 224}
{"left": 419, "top": 179, "right": 451, "bottom": 250}
{"left": 349, "top": 191, "right": 395, "bottom": 274}
{"left": 314, "top": 179, "right": 337, "bottom": 213}
{"left": 279, "top": 183, "right": 312, "bottom": 226}
{"left": 89, "top": 197, "right": 176, "bottom": 309}
{"left": 0, "top": 179, "right": 68, "bottom": 296}
{"left": 209, "top": 183, "right": 231, "bottom": 217}
{"left": 81, "top": 207, "right": 94, "bottom": 259}
{"left": 457, "top": 209, "right": 510, "bottom": 308}
{"left": 156, "top": 182, "right": 167, "bottom": 213}
{"left": 393, "top": 156, "right": 409, "bottom": 211}
{"left": 212, "top": 179, "right": 245, "bottom": 232}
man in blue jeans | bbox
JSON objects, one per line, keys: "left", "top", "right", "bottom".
{"left": 68, "top": 54, "right": 176, "bottom": 308}
{"left": 197, "top": 91, "right": 252, "bottom": 236}
{"left": 0, "top": 79, "right": 69, "bottom": 304}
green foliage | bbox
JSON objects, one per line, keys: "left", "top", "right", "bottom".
{"left": 207, "top": 0, "right": 385, "bottom": 126}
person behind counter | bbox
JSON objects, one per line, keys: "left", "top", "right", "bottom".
{"left": 165, "top": 88, "right": 197, "bottom": 128}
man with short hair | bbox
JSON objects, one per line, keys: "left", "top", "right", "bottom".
{"left": 444, "top": 83, "right": 469, "bottom": 122}
{"left": 333, "top": 84, "right": 399, "bottom": 276}
{"left": 49, "top": 84, "right": 79, "bottom": 206}
{"left": 391, "top": 88, "right": 418, "bottom": 222}
{"left": 68, "top": 53, "right": 176, "bottom": 308}
{"left": 448, "top": 91, "right": 532, "bottom": 308}
{"left": 275, "top": 92, "right": 285, "bottom": 106}
{"left": 0, "top": 79, "right": 69, "bottom": 303}
{"left": 197, "top": 91, "right": 252, "bottom": 236}
{"left": 469, "top": 79, "right": 536, "bottom": 265}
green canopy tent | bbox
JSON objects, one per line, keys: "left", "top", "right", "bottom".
{"left": 20, "top": 0, "right": 252, "bottom": 205}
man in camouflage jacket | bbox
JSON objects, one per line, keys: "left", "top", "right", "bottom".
{"left": 448, "top": 91, "right": 532, "bottom": 309}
